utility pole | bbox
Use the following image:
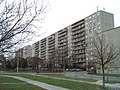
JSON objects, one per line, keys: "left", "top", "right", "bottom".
{"left": 17, "top": 56, "right": 19, "bottom": 73}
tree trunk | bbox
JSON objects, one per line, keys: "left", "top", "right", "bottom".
{"left": 102, "top": 65, "right": 105, "bottom": 87}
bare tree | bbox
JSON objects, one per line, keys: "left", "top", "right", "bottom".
{"left": 48, "top": 47, "right": 74, "bottom": 71}
{"left": 91, "top": 33, "right": 120, "bottom": 86}
{"left": 0, "top": 0, "right": 48, "bottom": 53}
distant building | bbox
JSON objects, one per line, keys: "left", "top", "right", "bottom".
{"left": 23, "top": 45, "right": 32, "bottom": 59}
{"left": 15, "top": 45, "right": 32, "bottom": 59}
{"left": 15, "top": 48, "right": 23, "bottom": 58}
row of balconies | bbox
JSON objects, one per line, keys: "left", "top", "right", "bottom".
{"left": 48, "top": 49, "right": 55, "bottom": 53}
{"left": 40, "top": 49, "right": 46, "bottom": 52}
{"left": 72, "top": 50, "right": 85, "bottom": 54}
{"left": 41, "top": 43, "right": 46, "bottom": 46}
{"left": 41, "top": 42, "right": 46, "bottom": 45}
{"left": 58, "top": 40, "right": 67, "bottom": 45}
{"left": 72, "top": 30, "right": 85, "bottom": 35}
{"left": 72, "top": 24, "right": 85, "bottom": 31}
{"left": 72, "top": 33, "right": 85, "bottom": 39}
{"left": 72, "top": 41, "right": 85, "bottom": 46}
{"left": 48, "top": 43, "right": 55, "bottom": 47}
{"left": 58, "top": 43, "right": 67, "bottom": 47}
{"left": 72, "top": 46, "right": 85, "bottom": 50}
{"left": 72, "top": 54, "right": 86, "bottom": 58}
{"left": 40, "top": 52, "right": 46, "bottom": 56}
{"left": 48, "top": 34, "right": 55, "bottom": 40}
{"left": 41, "top": 38, "right": 46, "bottom": 42}
{"left": 48, "top": 46, "right": 55, "bottom": 50}
{"left": 58, "top": 28, "right": 67, "bottom": 34}
{"left": 58, "top": 32, "right": 67, "bottom": 37}
{"left": 58, "top": 38, "right": 67, "bottom": 43}
{"left": 58, "top": 35, "right": 67, "bottom": 40}
{"left": 72, "top": 26, "right": 85, "bottom": 33}
{"left": 71, "top": 19, "right": 85, "bottom": 27}
{"left": 72, "top": 37, "right": 85, "bottom": 42}
{"left": 35, "top": 47, "right": 39, "bottom": 51}
{"left": 48, "top": 40, "right": 55, "bottom": 44}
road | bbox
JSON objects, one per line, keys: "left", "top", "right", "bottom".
{"left": 64, "top": 71, "right": 120, "bottom": 81}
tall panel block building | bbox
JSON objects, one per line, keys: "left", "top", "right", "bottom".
{"left": 31, "top": 10, "right": 114, "bottom": 70}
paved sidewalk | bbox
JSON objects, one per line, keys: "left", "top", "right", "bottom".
{"left": 1, "top": 75, "right": 69, "bottom": 90}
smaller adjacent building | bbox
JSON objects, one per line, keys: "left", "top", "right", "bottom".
{"left": 23, "top": 45, "right": 32, "bottom": 59}
{"left": 95, "top": 27, "right": 120, "bottom": 74}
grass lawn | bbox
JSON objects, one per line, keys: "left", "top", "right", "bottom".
{"left": 4, "top": 73, "right": 108, "bottom": 90}
{"left": 0, "top": 76, "right": 46, "bottom": 90}
{"left": 38, "top": 73, "right": 97, "bottom": 82}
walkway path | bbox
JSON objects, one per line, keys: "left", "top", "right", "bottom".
{"left": 1, "top": 75, "right": 69, "bottom": 90}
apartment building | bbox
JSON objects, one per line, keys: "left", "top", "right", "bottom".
{"left": 30, "top": 10, "right": 114, "bottom": 70}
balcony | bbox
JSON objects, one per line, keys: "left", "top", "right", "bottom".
{"left": 72, "top": 37, "right": 85, "bottom": 42}
{"left": 72, "top": 27, "right": 85, "bottom": 34}
{"left": 71, "top": 19, "right": 85, "bottom": 27}
{"left": 72, "top": 24, "right": 85, "bottom": 32}
{"left": 58, "top": 28, "right": 67, "bottom": 35}
{"left": 72, "top": 32, "right": 85, "bottom": 39}
{"left": 58, "top": 32, "right": 67, "bottom": 37}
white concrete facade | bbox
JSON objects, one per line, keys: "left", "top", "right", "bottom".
{"left": 85, "top": 11, "right": 114, "bottom": 68}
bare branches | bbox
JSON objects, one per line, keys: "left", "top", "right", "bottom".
{"left": 89, "top": 33, "right": 120, "bottom": 86}
{"left": 0, "top": 0, "right": 48, "bottom": 54}
{"left": 91, "top": 33, "right": 120, "bottom": 66}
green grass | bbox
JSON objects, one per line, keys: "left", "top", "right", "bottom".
{"left": 5, "top": 73, "right": 108, "bottom": 90}
{"left": 0, "top": 76, "right": 45, "bottom": 90}
{"left": 39, "top": 73, "right": 97, "bottom": 82}
{"left": 0, "top": 76, "right": 23, "bottom": 83}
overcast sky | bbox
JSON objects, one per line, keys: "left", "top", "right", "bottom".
{"left": 28, "top": 0, "right": 120, "bottom": 45}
